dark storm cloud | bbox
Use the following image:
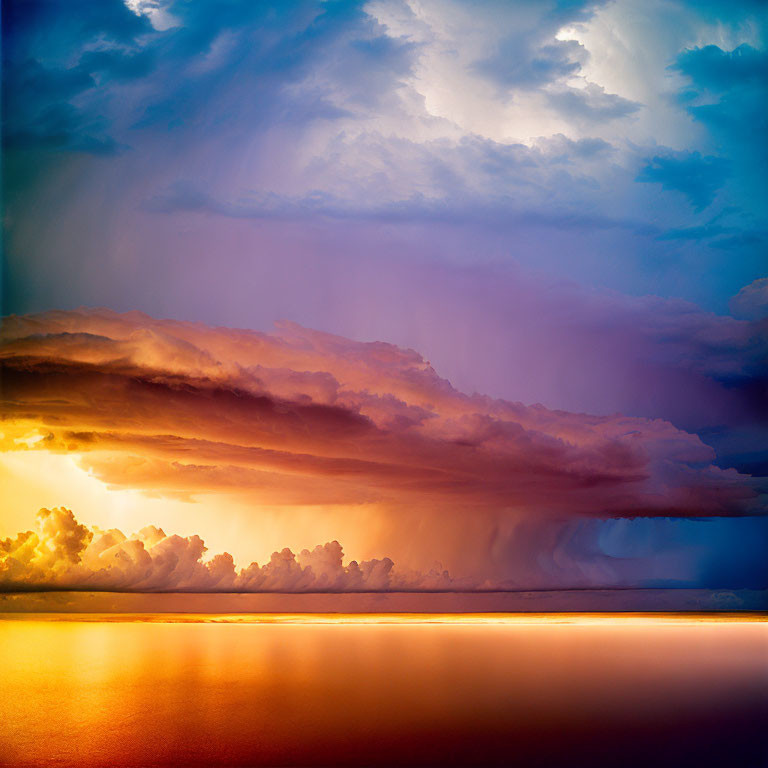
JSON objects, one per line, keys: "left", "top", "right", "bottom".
{"left": 671, "top": 43, "right": 768, "bottom": 219}
{"left": 2, "top": 0, "right": 416, "bottom": 153}
{"left": 636, "top": 150, "right": 729, "bottom": 212}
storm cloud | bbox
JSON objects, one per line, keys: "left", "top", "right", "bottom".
{"left": 1, "top": 308, "right": 761, "bottom": 519}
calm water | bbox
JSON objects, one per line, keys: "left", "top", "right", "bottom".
{"left": 1, "top": 614, "right": 766, "bottom": 767}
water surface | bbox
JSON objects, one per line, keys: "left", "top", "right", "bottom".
{"left": 1, "top": 614, "right": 766, "bottom": 767}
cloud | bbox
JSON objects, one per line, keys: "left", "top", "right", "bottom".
{"left": 546, "top": 83, "right": 641, "bottom": 122}
{"left": 672, "top": 43, "right": 768, "bottom": 220}
{"left": 4, "top": 0, "right": 764, "bottom": 328}
{"left": 675, "top": 43, "right": 768, "bottom": 92}
{"left": 2, "top": 0, "right": 154, "bottom": 153}
{"left": 636, "top": 150, "right": 729, "bottom": 212}
{"left": 142, "top": 132, "right": 652, "bottom": 238}
{"left": 0, "top": 507, "right": 453, "bottom": 592}
{"left": 2, "top": 4, "right": 766, "bottom": 592}
{"left": 2, "top": 0, "right": 417, "bottom": 155}
{"left": 730, "top": 278, "right": 768, "bottom": 321}
{"left": 474, "top": 38, "right": 584, "bottom": 89}
{"left": 1, "top": 308, "right": 762, "bottom": 519}
{"left": 6, "top": 506, "right": 764, "bottom": 593}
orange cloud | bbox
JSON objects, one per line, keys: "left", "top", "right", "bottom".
{"left": 1, "top": 308, "right": 759, "bottom": 518}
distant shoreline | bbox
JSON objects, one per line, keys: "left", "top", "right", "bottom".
{"left": 2, "top": 589, "right": 766, "bottom": 614}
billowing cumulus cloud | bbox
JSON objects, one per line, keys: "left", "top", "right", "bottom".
{"left": 1, "top": 507, "right": 452, "bottom": 591}
{"left": 1, "top": 308, "right": 762, "bottom": 519}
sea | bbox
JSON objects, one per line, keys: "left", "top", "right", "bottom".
{"left": 1, "top": 611, "right": 766, "bottom": 767}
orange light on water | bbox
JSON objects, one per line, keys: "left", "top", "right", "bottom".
{"left": 1, "top": 614, "right": 766, "bottom": 767}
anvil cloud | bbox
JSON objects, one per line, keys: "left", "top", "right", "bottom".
{"left": 2, "top": 308, "right": 758, "bottom": 519}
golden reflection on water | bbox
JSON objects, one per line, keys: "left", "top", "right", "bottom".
{"left": 1, "top": 614, "right": 766, "bottom": 767}
{"left": 2, "top": 611, "right": 766, "bottom": 623}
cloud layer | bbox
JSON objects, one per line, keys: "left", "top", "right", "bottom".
{"left": 2, "top": 308, "right": 761, "bottom": 519}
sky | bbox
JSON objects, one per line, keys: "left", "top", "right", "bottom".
{"left": 1, "top": 0, "right": 767, "bottom": 593}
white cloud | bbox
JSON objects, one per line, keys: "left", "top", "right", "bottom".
{"left": 123, "top": 0, "right": 178, "bottom": 31}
